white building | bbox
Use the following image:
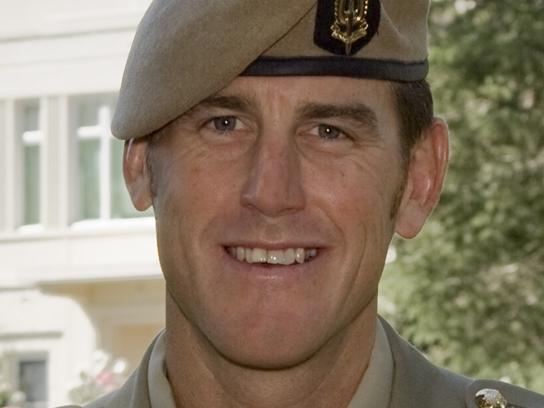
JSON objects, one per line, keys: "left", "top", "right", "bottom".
{"left": 0, "top": 1, "right": 165, "bottom": 406}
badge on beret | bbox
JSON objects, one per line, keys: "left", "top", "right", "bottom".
{"left": 314, "top": 0, "right": 381, "bottom": 56}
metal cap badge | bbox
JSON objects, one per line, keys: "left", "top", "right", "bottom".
{"left": 314, "top": 0, "right": 381, "bottom": 55}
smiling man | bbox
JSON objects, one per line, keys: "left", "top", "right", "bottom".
{"left": 63, "top": 0, "right": 544, "bottom": 407}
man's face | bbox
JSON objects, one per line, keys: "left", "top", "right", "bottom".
{"left": 146, "top": 77, "right": 409, "bottom": 368}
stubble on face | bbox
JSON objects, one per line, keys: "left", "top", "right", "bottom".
{"left": 147, "top": 77, "right": 408, "bottom": 373}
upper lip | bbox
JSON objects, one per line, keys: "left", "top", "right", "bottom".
{"left": 222, "top": 241, "right": 327, "bottom": 250}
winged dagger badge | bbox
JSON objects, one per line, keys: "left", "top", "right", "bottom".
{"left": 331, "top": 0, "right": 370, "bottom": 55}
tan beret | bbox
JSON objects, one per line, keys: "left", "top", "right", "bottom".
{"left": 112, "top": 0, "right": 430, "bottom": 140}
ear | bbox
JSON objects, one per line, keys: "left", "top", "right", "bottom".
{"left": 123, "top": 138, "right": 153, "bottom": 211}
{"left": 395, "top": 118, "right": 449, "bottom": 238}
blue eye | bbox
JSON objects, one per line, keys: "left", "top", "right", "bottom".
{"left": 317, "top": 124, "right": 343, "bottom": 140}
{"left": 211, "top": 116, "right": 238, "bottom": 132}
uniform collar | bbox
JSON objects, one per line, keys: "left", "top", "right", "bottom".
{"left": 380, "top": 317, "right": 471, "bottom": 408}
{"left": 148, "top": 330, "right": 176, "bottom": 408}
{"left": 347, "top": 319, "right": 394, "bottom": 407}
{"left": 147, "top": 319, "right": 393, "bottom": 408}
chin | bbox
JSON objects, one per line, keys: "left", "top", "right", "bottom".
{"left": 213, "top": 333, "right": 324, "bottom": 370}
{"left": 200, "top": 310, "right": 336, "bottom": 370}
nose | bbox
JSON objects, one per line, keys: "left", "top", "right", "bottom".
{"left": 240, "top": 132, "right": 305, "bottom": 217}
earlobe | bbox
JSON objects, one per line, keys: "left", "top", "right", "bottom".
{"left": 123, "top": 138, "right": 153, "bottom": 211}
{"left": 395, "top": 118, "right": 449, "bottom": 238}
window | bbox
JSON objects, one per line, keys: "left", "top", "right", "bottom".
{"left": 18, "top": 358, "right": 48, "bottom": 408}
{"left": 19, "top": 101, "right": 42, "bottom": 226}
{"left": 73, "top": 95, "right": 152, "bottom": 221}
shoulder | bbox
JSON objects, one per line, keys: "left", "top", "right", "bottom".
{"left": 436, "top": 368, "right": 544, "bottom": 408}
{"left": 379, "top": 317, "right": 544, "bottom": 408}
{"left": 82, "top": 389, "right": 119, "bottom": 408}
{"left": 466, "top": 379, "right": 544, "bottom": 408}
{"left": 53, "top": 381, "right": 133, "bottom": 408}
{"left": 54, "top": 394, "right": 114, "bottom": 408}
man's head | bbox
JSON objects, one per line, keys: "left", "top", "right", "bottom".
{"left": 118, "top": 0, "right": 447, "bottom": 369}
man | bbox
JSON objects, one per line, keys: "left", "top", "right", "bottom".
{"left": 62, "top": 0, "right": 544, "bottom": 407}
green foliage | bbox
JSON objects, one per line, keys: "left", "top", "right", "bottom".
{"left": 382, "top": 0, "right": 544, "bottom": 392}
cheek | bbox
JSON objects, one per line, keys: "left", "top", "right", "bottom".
{"left": 304, "top": 150, "right": 401, "bottom": 289}
{"left": 154, "top": 145, "right": 238, "bottom": 218}
{"left": 300, "top": 156, "right": 399, "bottom": 318}
{"left": 153, "top": 144, "right": 248, "bottom": 281}
{"left": 151, "top": 148, "right": 208, "bottom": 265}
{"left": 152, "top": 150, "right": 234, "bottom": 304}
{"left": 307, "top": 152, "right": 400, "bottom": 234}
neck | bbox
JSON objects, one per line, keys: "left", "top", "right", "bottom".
{"left": 165, "top": 293, "right": 378, "bottom": 408}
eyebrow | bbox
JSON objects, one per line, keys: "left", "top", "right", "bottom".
{"left": 194, "top": 95, "right": 254, "bottom": 114}
{"left": 297, "top": 102, "right": 380, "bottom": 135}
{"left": 185, "top": 95, "right": 380, "bottom": 136}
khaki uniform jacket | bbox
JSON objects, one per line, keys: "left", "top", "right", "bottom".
{"left": 61, "top": 319, "right": 544, "bottom": 408}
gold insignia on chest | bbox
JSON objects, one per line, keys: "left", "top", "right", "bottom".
{"left": 331, "top": 0, "right": 370, "bottom": 54}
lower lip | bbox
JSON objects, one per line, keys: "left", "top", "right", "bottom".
{"left": 220, "top": 247, "right": 323, "bottom": 281}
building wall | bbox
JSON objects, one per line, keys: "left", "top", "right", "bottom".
{"left": 0, "top": 289, "right": 95, "bottom": 405}
{"left": 0, "top": 1, "right": 165, "bottom": 406}
{"left": 0, "top": 0, "right": 150, "bottom": 99}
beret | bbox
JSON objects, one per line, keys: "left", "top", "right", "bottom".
{"left": 112, "top": 0, "right": 430, "bottom": 140}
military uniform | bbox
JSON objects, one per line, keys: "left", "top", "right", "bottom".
{"left": 58, "top": 0, "right": 544, "bottom": 406}
{"left": 58, "top": 319, "right": 544, "bottom": 408}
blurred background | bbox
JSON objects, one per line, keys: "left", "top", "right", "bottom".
{"left": 0, "top": 0, "right": 543, "bottom": 406}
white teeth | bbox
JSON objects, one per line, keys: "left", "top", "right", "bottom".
{"left": 267, "top": 250, "right": 283, "bottom": 264}
{"left": 236, "top": 247, "right": 245, "bottom": 261}
{"left": 295, "top": 248, "right": 305, "bottom": 264}
{"left": 251, "top": 248, "right": 268, "bottom": 263}
{"left": 283, "top": 248, "right": 296, "bottom": 265}
{"left": 227, "top": 247, "right": 318, "bottom": 265}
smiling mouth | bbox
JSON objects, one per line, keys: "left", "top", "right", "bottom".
{"left": 226, "top": 246, "right": 318, "bottom": 266}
